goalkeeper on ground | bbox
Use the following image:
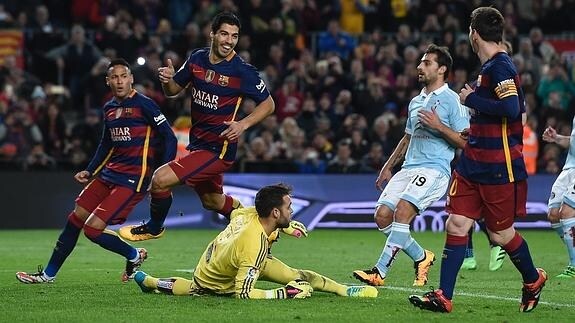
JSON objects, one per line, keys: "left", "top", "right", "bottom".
{"left": 133, "top": 183, "right": 378, "bottom": 299}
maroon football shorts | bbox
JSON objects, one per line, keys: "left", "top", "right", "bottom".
{"left": 168, "top": 149, "right": 234, "bottom": 196}
{"left": 446, "top": 171, "right": 527, "bottom": 231}
{"left": 75, "top": 177, "right": 146, "bottom": 225}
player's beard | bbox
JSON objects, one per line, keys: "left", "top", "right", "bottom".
{"left": 418, "top": 73, "right": 429, "bottom": 86}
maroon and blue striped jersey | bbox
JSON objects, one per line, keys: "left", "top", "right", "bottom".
{"left": 456, "top": 52, "right": 527, "bottom": 184}
{"left": 86, "top": 90, "right": 177, "bottom": 192}
{"left": 173, "top": 48, "right": 270, "bottom": 161}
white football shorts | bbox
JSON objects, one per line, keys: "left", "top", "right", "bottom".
{"left": 548, "top": 168, "right": 575, "bottom": 209}
{"left": 376, "top": 167, "right": 449, "bottom": 213}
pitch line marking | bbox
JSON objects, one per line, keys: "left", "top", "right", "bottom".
{"left": 378, "top": 285, "right": 575, "bottom": 309}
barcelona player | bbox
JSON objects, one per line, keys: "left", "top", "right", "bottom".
{"left": 133, "top": 184, "right": 378, "bottom": 299}
{"left": 119, "top": 12, "right": 274, "bottom": 241}
{"left": 409, "top": 7, "right": 546, "bottom": 313}
{"left": 461, "top": 40, "right": 515, "bottom": 272}
{"left": 353, "top": 44, "right": 468, "bottom": 288}
{"left": 16, "top": 58, "right": 177, "bottom": 283}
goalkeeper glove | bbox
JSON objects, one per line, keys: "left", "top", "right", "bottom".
{"left": 283, "top": 280, "right": 313, "bottom": 299}
{"left": 282, "top": 220, "right": 308, "bottom": 238}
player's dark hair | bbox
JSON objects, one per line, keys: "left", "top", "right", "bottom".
{"left": 470, "top": 7, "right": 504, "bottom": 43}
{"left": 424, "top": 44, "right": 452, "bottom": 80}
{"left": 107, "top": 58, "right": 131, "bottom": 73}
{"left": 211, "top": 12, "right": 241, "bottom": 33}
{"left": 255, "top": 183, "right": 292, "bottom": 218}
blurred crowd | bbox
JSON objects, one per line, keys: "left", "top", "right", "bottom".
{"left": 1, "top": 0, "right": 575, "bottom": 174}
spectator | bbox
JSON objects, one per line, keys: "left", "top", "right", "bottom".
{"left": 326, "top": 140, "right": 359, "bottom": 173}
{"left": 523, "top": 115, "right": 539, "bottom": 175}
{"left": 339, "top": 0, "right": 375, "bottom": 35}
{"left": 297, "top": 146, "right": 327, "bottom": 173}
{"left": 537, "top": 60, "right": 575, "bottom": 111}
{"left": 513, "top": 37, "right": 543, "bottom": 84}
{"left": 296, "top": 96, "right": 318, "bottom": 136}
{"left": 68, "top": 109, "right": 102, "bottom": 162}
{"left": 45, "top": 24, "right": 102, "bottom": 111}
{"left": 529, "top": 27, "right": 556, "bottom": 63}
{"left": 359, "top": 142, "right": 386, "bottom": 173}
{"left": 317, "top": 19, "right": 357, "bottom": 60}
{"left": 37, "top": 101, "right": 67, "bottom": 161}
{"left": 273, "top": 75, "right": 304, "bottom": 122}
{"left": 0, "top": 106, "right": 44, "bottom": 168}
{"left": 348, "top": 128, "right": 369, "bottom": 160}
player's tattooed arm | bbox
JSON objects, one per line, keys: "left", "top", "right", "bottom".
{"left": 375, "top": 134, "right": 410, "bottom": 190}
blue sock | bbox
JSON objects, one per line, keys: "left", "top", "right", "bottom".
{"left": 44, "top": 216, "right": 83, "bottom": 277}
{"left": 375, "top": 222, "right": 410, "bottom": 277}
{"left": 504, "top": 232, "right": 538, "bottom": 283}
{"left": 404, "top": 237, "right": 425, "bottom": 262}
{"left": 439, "top": 234, "right": 468, "bottom": 299}
{"left": 85, "top": 227, "right": 137, "bottom": 260}
{"left": 378, "top": 224, "right": 391, "bottom": 237}
{"left": 561, "top": 218, "right": 575, "bottom": 266}
{"left": 147, "top": 192, "right": 172, "bottom": 233}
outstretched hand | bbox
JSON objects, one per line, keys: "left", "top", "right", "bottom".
{"left": 542, "top": 126, "right": 557, "bottom": 143}
{"left": 158, "top": 58, "right": 175, "bottom": 84}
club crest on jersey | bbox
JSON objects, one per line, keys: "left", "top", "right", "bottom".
{"left": 218, "top": 75, "right": 229, "bottom": 87}
{"left": 205, "top": 69, "right": 215, "bottom": 82}
{"left": 124, "top": 107, "right": 133, "bottom": 116}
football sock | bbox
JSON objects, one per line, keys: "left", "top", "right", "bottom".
{"left": 375, "top": 222, "right": 411, "bottom": 276}
{"left": 379, "top": 223, "right": 423, "bottom": 261}
{"left": 561, "top": 218, "right": 575, "bottom": 266}
{"left": 404, "top": 236, "right": 425, "bottom": 262}
{"left": 465, "top": 227, "right": 474, "bottom": 258}
{"left": 378, "top": 224, "right": 391, "bottom": 236}
{"left": 147, "top": 190, "right": 172, "bottom": 234}
{"left": 153, "top": 277, "right": 192, "bottom": 295}
{"left": 44, "top": 212, "right": 84, "bottom": 277}
{"left": 260, "top": 256, "right": 348, "bottom": 296}
{"left": 503, "top": 232, "right": 539, "bottom": 283}
{"left": 439, "top": 234, "right": 468, "bottom": 299}
{"left": 219, "top": 195, "right": 242, "bottom": 219}
{"left": 84, "top": 225, "right": 137, "bottom": 260}
{"left": 300, "top": 269, "right": 348, "bottom": 296}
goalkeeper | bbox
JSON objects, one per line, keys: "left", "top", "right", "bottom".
{"left": 134, "top": 183, "right": 378, "bottom": 299}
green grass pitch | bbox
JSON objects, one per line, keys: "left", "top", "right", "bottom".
{"left": 2, "top": 229, "right": 574, "bottom": 322}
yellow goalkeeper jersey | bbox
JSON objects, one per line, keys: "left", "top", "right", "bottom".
{"left": 193, "top": 207, "right": 271, "bottom": 298}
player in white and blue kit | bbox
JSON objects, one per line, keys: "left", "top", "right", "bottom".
{"left": 543, "top": 120, "right": 575, "bottom": 278}
{"left": 353, "top": 44, "right": 469, "bottom": 287}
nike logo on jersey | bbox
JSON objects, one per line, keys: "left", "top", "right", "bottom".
{"left": 128, "top": 179, "right": 135, "bottom": 183}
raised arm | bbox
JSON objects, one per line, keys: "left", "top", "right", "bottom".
{"left": 158, "top": 58, "right": 185, "bottom": 97}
